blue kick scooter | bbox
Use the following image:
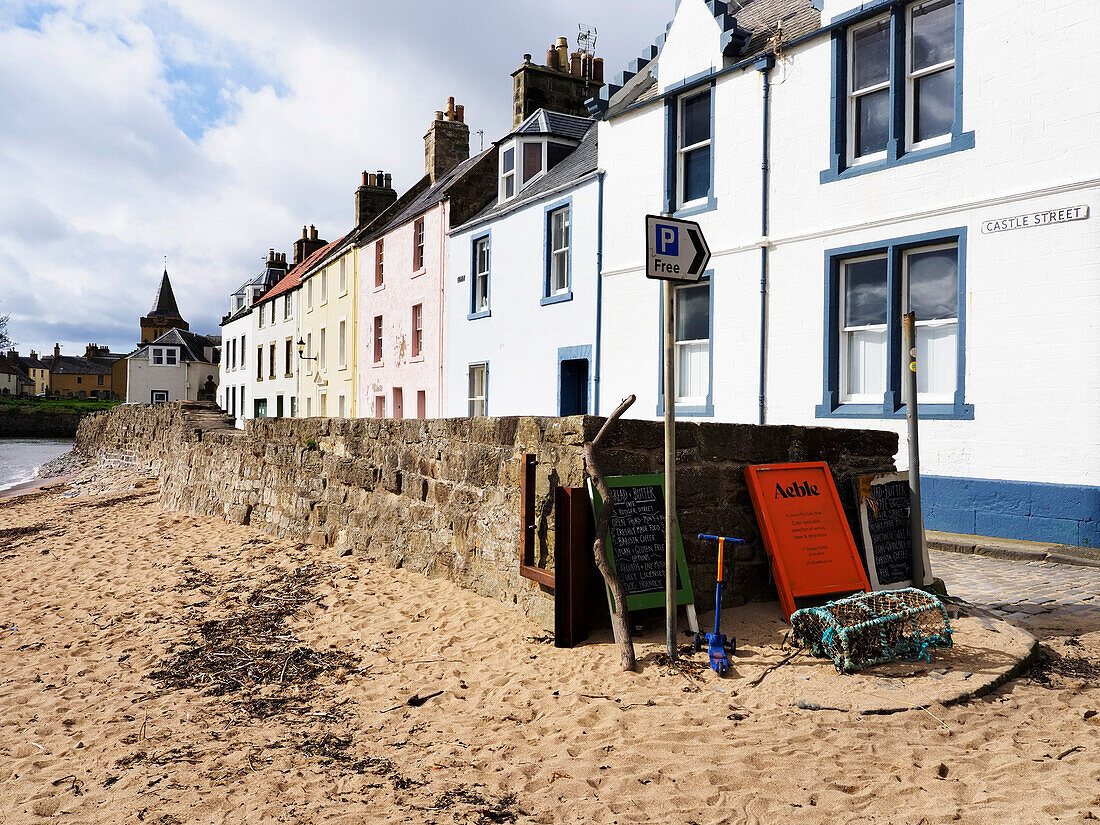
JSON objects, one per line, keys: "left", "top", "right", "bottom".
{"left": 694, "top": 534, "right": 745, "bottom": 676}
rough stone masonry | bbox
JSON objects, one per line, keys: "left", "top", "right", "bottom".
{"left": 75, "top": 402, "right": 897, "bottom": 630}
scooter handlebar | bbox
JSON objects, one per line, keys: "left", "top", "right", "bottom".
{"left": 697, "top": 534, "right": 746, "bottom": 543}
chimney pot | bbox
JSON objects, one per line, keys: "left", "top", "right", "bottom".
{"left": 362, "top": 170, "right": 369, "bottom": 185}
{"left": 376, "top": 169, "right": 384, "bottom": 181}
{"left": 546, "top": 47, "right": 559, "bottom": 70}
{"left": 302, "top": 225, "right": 308, "bottom": 239}
{"left": 368, "top": 172, "right": 377, "bottom": 186}
{"left": 570, "top": 51, "right": 582, "bottom": 77}
{"left": 556, "top": 37, "right": 568, "bottom": 71}
{"left": 593, "top": 56, "right": 604, "bottom": 84}
{"left": 455, "top": 104, "right": 464, "bottom": 123}
{"left": 435, "top": 110, "right": 444, "bottom": 121}
{"left": 310, "top": 225, "right": 317, "bottom": 240}
{"left": 384, "top": 173, "right": 391, "bottom": 188}
{"left": 523, "top": 53, "right": 532, "bottom": 63}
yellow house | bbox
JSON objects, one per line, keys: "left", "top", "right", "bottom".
{"left": 297, "top": 172, "right": 397, "bottom": 418}
{"left": 298, "top": 235, "right": 356, "bottom": 418}
{"left": 4, "top": 350, "right": 50, "bottom": 395}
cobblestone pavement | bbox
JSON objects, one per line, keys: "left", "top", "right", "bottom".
{"left": 932, "top": 549, "right": 1100, "bottom": 630}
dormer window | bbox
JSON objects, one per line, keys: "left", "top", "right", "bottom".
{"left": 500, "top": 136, "right": 577, "bottom": 202}
{"left": 523, "top": 143, "right": 542, "bottom": 183}
{"left": 501, "top": 146, "right": 516, "bottom": 200}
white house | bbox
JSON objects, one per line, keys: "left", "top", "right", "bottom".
{"left": 446, "top": 110, "right": 601, "bottom": 417}
{"left": 594, "top": 0, "right": 1099, "bottom": 545}
{"left": 218, "top": 248, "right": 293, "bottom": 425}
{"left": 251, "top": 266, "right": 301, "bottom": 420}
{"left": 126, "top": 329, "right": 220, "bottom": 404}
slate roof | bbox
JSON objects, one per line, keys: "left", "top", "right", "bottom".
{"left": 600, "top": 0, "right": 823, "bottom": 118}
{"left": 455, "top": 122, "right": 598, "bottom": 232}
{"left": 514, "top": 110, "right": 592, "bottom": 140}
{"left": 0, "top": 360, "right": 27, "bottom": 379}
{"left": 13, "top": 354, "right": 48, "bottom": 370}
{"left": 129, "top": 328, "right": 220, "bottom": 364}
{"left": 358, "top": 148, "right": 495, "bottom": 244}
{"left": 148, "top": 269, "right": 184, "bottom": 320}
{"left": 43, "top": 355, "right": 112, "bottom": 376}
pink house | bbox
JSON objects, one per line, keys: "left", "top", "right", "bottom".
{"left": 355, "top": 98, "right": 496, "bottom": 418}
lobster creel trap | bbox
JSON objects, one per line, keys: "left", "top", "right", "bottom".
{"left": 790, "top": 588, "right": 953, "bottom": 673}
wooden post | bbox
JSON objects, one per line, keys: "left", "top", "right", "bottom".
{"left": 584, "top": 394, "right": 637, "bottom": 671}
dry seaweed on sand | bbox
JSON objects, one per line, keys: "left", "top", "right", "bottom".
{"left": 431, "top": 787, "right": 522, "bottom": 823}
{"left": 1024, "top": 645, "right": 1100, "bottom": 687}
{"left": 149, "top": 562, "right": 359, "bottom": 713}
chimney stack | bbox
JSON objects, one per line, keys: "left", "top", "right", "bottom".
{"left": 511, "top": 35, "right": 604, "bottom": 127}
{"left": 355, "top": 168, "right": 398, "bottom": 227}
{"left": 293, "top": 225, "right": 327, "bottom": 265}
{"left": 424, "top": 97, "right": 470, "bottom": 183}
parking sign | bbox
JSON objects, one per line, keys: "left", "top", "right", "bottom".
{"left": 645, "top": 214, "right": 711, "bottom": 282}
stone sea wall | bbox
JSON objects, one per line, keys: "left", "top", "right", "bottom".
{"left": 0, "top": 407, "right": 86, "bottom": 438}
{"left": 75, "top": 402, "right": 898, "bottom": 629}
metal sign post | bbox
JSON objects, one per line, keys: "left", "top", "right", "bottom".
{"left": 646, "top": 214, "right": 711, "bottom": 659}
{"left": 663, "top": 278, "right": 677, "bottom": 658}
{"left": 903, "top": 311, "right": 931, "bottom": 587}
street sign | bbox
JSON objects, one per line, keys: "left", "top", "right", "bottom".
{"left": 645, "top": 214, "right": 711, "bottom": 282}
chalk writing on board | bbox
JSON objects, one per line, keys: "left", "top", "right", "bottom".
{"left": 607, "top": 484, "right": 671, "bottom": 596}
{"left": 865, "top": 480, "right": 912, "bottom": 586}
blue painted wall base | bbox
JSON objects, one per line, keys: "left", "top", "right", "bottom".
{"left": 922, "top": 475, "right": 1100, "bottom": 548}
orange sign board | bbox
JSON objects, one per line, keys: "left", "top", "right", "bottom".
{"left": 744, "top": 462, "right": 871, "bottom": 619}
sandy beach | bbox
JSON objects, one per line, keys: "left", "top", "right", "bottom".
{"left": 1, "top": 469, "right": 1097, "bottom": 824}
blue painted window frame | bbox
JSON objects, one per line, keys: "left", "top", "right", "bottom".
{"left": 656, "top": 271, "right": 714, "bottom": 418}
{"left": 556, "top": 344, "right": 592, "bottom": 415}
{"left": 821, "top": 0, "right": 974, "bottom": 183}
{"left": 816, "top": 227, "right": 973, "bottom": 421}
{"left": 468, "top": 230, "right": 491, "bottom": 320}
{"left": 664, "top": 79, "right": 717, "bottom": 218}
{"left": 542, "top": 198, "right": 573, "bottom": 306}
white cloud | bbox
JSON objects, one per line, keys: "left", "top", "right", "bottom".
{"left": 0, "top": 0, "right": 674, "bottom": 355}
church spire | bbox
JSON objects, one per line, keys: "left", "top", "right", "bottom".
{"left": 140, "top": 266, "right": 188, "bottom": 345}
{"left": 149, "top": 268, "right": 184, "bottom": 320}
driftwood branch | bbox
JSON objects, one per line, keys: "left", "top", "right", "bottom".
{"left": 584, "top": 394, "right": 637, "bottom": 672}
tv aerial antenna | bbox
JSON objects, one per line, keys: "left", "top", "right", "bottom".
{"left": 578, "top": 24, "right": 597, "bottom": 82}
{"left": 578, "top": 23, "right": 597, "bottom": 55}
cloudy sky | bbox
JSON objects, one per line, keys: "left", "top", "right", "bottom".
{"left": 0, "top": 0, "right": 673, "bottom": 356}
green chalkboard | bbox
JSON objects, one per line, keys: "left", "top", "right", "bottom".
{"left": 587, "top": 473, "right": 695, "bottom": 614}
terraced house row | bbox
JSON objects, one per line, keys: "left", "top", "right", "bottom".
{"left": 213, "top": 0, "right": 1099, "bottom": 548}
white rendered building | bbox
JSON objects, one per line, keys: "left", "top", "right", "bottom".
{"left": 251, "top": 267, "right": 301, "bottom": 420}
{"left": 126, "top": 329, "right": 219, "bottom": 404}
{"left": 593, "top": 0, "right": 1099, "bottom": 544}
{"left": 446, "top": 111, "right": 601, "bottom": 417}
{"left": 218, "top": 250, "right": 290, "bottom": 426}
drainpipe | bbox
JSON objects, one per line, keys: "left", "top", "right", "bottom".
{"left": 594, "top": 169, "right": 606, "bottom": 415}
{"left": 756, "top": 55, "right": 775, "bottom": 426}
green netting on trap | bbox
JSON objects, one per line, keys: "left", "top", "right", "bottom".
{"left": 790, "top": 588, "right": 953, "bottom": 673}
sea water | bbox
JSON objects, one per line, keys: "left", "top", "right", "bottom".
{"left": 0, "top": 439, "right": 73, "bottom": 493}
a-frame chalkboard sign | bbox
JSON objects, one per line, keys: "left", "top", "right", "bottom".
{"left": 587, "top": 474, "right": 696, "bottom": 619}
{"left": 853, "top": 471, "right": 931, "bottom": 590}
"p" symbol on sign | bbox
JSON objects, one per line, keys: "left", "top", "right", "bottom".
{"left": 656, "top": 224, "right": 679, "bottom": 256}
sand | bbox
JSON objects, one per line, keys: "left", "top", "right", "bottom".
{"left": 1, "top": 469, "right": 1098, "bottom": 824}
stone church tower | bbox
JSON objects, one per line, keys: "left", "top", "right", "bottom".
{"left": 140, "top": 269, "right": 188, "bottom": 344}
